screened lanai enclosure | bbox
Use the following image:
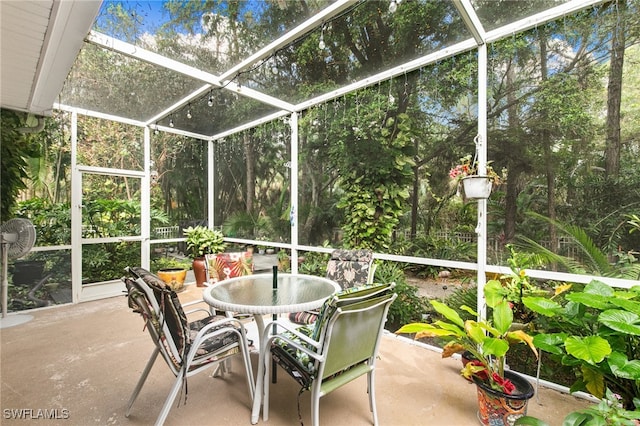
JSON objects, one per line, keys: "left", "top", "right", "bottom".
{"left": 1, "top": 0, "right": 639, "bottom": 310}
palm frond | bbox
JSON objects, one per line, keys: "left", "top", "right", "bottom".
{"left": 523, "top": 212, "right": 612, "bottom": 276}
{"left": 514, "top": 236, "right": 586, "bottom": 274}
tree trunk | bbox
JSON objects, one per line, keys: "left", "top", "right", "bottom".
{"left": 540, "top": 28, "right": 559, "bottom": 261}
{"left": 410, "top": 137, "right": 420, "bottom": 239}
{"left": 604, "top": 0, "right": 626, "bottom": 178}
{"left": 503, "top": 62, "right": 519, "bottom": 243}
{"left": 244, "top": 133, "right": 255, "bottom": 213}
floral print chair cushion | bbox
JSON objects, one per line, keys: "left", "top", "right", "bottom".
{"left": 125, "top": 267, "right": 241, "bottom": 371}
{"left": 205, "top": 251, "right": 254, "bottom": 284}
{"left": 288, "top": 249, "right": 374, "bottom": 325}
{"left": 325, "top": 249, "right": 373, "bottom": 290}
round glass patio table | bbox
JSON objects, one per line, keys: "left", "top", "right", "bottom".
{"left": 202, "top": 273, "right": 340, "bottom": 344}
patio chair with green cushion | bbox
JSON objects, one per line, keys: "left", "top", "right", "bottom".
{"left": 289, "top": 248, "right": 375, "bottom": 325}
{"left": 122, "top": 267, "right": 255, "bottom": 426}
{"left": 252, "top": 282, "right": 397, "bottom": 426}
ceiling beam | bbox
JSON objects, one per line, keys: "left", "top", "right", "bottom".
{"left": 86, "top": 31, "right": 296, "bottom": 119}
{"left": 218, "top": 0, "right": 359, "bottom": 82}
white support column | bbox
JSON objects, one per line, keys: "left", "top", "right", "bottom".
{"left": 141, "top": 127, "right": 151, "bottom": 268}
{"left": 208, "top": 139, "right": 215, "bottom": 228}
{"left": 70, "top": 111, "right": 81, "bottom": 303}
{"left": 290, "top": 113, "right": 299, "bottom": 273}
{"left": 476, "top": 43, "right": 488, "bottom": 322}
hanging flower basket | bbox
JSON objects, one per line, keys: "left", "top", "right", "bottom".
{"left": 461, "top": 175, "right": 492, "bottom": 199}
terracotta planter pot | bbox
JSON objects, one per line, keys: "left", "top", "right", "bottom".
{"left": 192, "top": 257, "right": 207, "bottom": 287}
{"left": 473, "top": 370, "right": 534, "bottom": 426}
{"left": 157, "top": 268, "right": 187, "bottom": 292}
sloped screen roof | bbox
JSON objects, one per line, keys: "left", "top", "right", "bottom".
{"left": 58, "top": 0, "right": 597, "bottom": 138}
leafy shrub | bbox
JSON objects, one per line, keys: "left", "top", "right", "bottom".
{"left": 442, "top": 284, "right": 478, "bottom": 321}
{"left": 375, "top": 261, "right": 430, "bottom": 329}
{"left": 151, "top": 256, "right": 191, "bottom": 272}
{"left": 298, "top": 250, "right": 330, "bottom": 276}
{"left": 406, "top": 234, "right": 476, "bottom": 278}
{"left": 525, "top": 280, "right": 640, "bottom": 409}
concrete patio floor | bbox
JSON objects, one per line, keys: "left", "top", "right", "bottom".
{"left": 1, "top": 283, "right": 592, "bottom": 425}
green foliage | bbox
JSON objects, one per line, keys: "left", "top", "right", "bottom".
{"left": 277, "top": 249, "right": 290, "bottom": 273}
{"left": 443, "top": 285, "right": 478, "bottom": 321}
{"left": 298, "top": 250, "right": 331, "bottom": 277}
{"left": 524, "top": 280, "right": 640, "bottom": 409}
{"left": 183, "top": 226, "right": 226, "bottom": 258}
{"left": 1, "top": 110, "right": 41, "bottom": 219}
{"left": 82, "top": 241, "right": 140, "bottom": 283}
{"left": 406, "top": 234, "right": 476, "bottom": 276}
{"left": 334, "top": 105, "right": 415, "bottom": 251}
{"left": 484, "top": 245, "right": 548, "bottom": 321}
{"left": 151, "top": 256, "right": 191, "bottom": 272}
{"left": 397, "top": 284, "right": 538, "bottom": 393}
{"left": 374, "top": 261, "right": 429, "bottom": 329}
{"left": 516, "top": 389, "right": 640, "bottom": 426}
{"left": 560, "top": 389, "right": 640, "bottom": 426}
{"left": 14, "top": 198, "right": 70, "bottom": 245}
{"left": 570, "top": 173, "right": 640, "bottom": 255}
{"left": 517, "top": 212, "right": 640, "bottom": 280}
{"left": 222, "top": 211, "right": 267, "bottom": 238}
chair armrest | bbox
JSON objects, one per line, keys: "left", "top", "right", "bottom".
{"left": 262, "top": 319, "right": 322, "bottom": 353}
{"left": 265, "top": 332, "right": 324, "bottom": 363}
{"left": 182, "top": 299, "right": 215, "bottom": 318}
{"left": 182, "top": 299, "right": 208, "bottom": 309}
{"left": 185, "top": 316, "right": 249, "bottom": 364}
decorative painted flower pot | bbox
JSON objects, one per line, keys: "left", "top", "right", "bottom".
{"left": 461, "top": 176, "right": 492, "bottom": 199}
{"left": 473, "top": 370, "right": 534, "bottom": 426}
{"left": 157, "top": 268, "right": 187, "bottom": 292}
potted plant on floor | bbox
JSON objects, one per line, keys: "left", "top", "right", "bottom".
{"left": 396, "top": 280, "right": 538, "bottom": 426}
{"left": 183, "top": 226, "right": 226, "bottom": 287}
{"left": 154, "top": 257, "right": 190, "bottom": 292}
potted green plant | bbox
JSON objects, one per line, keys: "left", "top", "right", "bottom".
{"left": 183, "top": 226, "right": 226, "bottom": 286}
{"left": 396, "top": 280, "right": 538, "bottom": 426}
{"left": 449, "top": 154, "right": 503, "bottom": 200}
{"left": 153, "top": 257, "right": 190, "bottom": 292}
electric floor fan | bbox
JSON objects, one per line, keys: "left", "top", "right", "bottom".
{"left": 1, "top": 218, "right": 36, "bottom": 328}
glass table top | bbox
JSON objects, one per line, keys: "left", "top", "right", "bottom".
{"left": 204, "top": 273, "right": 340, "bottom": 314}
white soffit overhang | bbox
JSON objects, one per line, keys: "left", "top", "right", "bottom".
{"left": 0, "top": 0, "right": 101, "bottom": 116}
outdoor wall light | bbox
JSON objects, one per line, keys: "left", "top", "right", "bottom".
{"left": 169, "top": 117, "right": 174, "bottom": 128}
{"left": 208, "top": 93, "right": 214, "bottom": 107}
{"left": 186, "top": 106, "right": 192, "bottom": 119}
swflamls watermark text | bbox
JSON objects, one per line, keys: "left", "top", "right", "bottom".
{"left": 3, "top": 408, "right": 70, "bottom": 420}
